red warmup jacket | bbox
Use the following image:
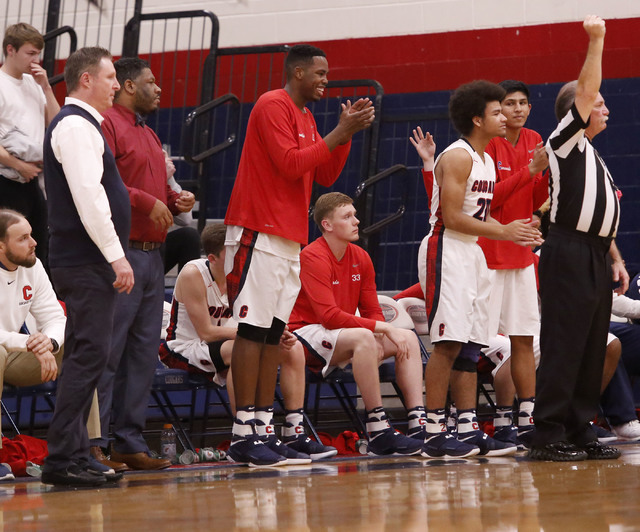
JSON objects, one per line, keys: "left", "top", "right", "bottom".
{"left": 289, "top": 237, "right": 384, "bottom": 332}
{"left": 225, "top": 89, "right": 350, "bottom": 245}
{"left": 478, "top": 129, "right": 548, "bottom": 269}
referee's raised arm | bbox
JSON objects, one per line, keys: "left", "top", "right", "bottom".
{"left": 575, "top": 16, "right": 606, "bottom": 123}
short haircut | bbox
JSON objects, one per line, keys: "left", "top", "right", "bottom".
{"left": 0, "top": 209, "right": 24, "bottom": 241}
{"left": 285, "top": 44, "right": 326, "bottom": 80}
{"left": 201, "top": 223, "right": 226, "bottom": 256}
{"left": 64, "top": 46, "right": 112, "bottom": 94}
{"left": 113, "top": 57, "right": 150, "bottom": 92}
{"left": 2, "top": 23, "right": 44, "bottom": 56}
{"left": 499, "top": 80, "right": 530, "bottom": 100}
{"left": 449, "top": 80, "right": 506, "bottom": 136}
{"left": 555, "top": 80, "right": 578, "bottom": 121}
{"left": 313, "top": 192, "right": 353, "bottom": 232}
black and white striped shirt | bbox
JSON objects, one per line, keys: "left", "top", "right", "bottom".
{"left": 546, "top": 103, "right": 620, "bottom": 238}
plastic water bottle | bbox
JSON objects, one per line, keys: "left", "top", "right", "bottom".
{"left": 160, "top": 424, "right": 177, "bottom": 463}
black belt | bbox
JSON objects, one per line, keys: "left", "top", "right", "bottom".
{"left": 548, "top": 224, "right": 612, "bottom": 250}
{"left": 129, "top": 240, "right": 162, "bottom": 251}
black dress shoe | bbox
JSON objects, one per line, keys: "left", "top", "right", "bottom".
{"left": 41, "top": 464, "right": 107, "bottom": 487}
{"left": 528, "top": 441, "right": 588, "bottom": 462}
{"left": 581, "top": 441, "right": 621, "bottom": 460}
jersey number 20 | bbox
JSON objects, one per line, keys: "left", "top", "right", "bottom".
{"left": 473, "top": 198, "right": 491, "bottom": 222}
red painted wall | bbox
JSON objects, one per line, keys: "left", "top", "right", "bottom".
{"left": 52, "top": 17, "right": 640, "bottom": 107}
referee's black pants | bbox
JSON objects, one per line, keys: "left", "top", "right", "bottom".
{"left": 533, "top": 224, "right": 612, "bottom": 447}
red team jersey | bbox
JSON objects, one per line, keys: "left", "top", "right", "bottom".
{"left": 478, "top": 128, "right": 549, "bottom": 269}
{"left": 224, "top": 89, "right": 351, "bottom": 245}
{"left": 288, "top": 237, "right": 384, "bottom": 332}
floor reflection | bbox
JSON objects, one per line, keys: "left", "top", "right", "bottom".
{"left": 0, "top": 444, "right": 640, "bottom": 530}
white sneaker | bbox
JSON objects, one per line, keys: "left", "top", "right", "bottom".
{"left": 611, "top": 420, "right": 640, "bottom": 441}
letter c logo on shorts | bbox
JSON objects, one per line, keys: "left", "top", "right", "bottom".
{"left": 239, "top": 305, "right": 248, "bottom": 318}
{"left": 439, "top": 323, "right": 445, "bottom": 337}
{"left": 23, "top": 285, "right": 33, "bottom": 301}
{"left": 322, "top": 340, "right": 333, "bottom": 350}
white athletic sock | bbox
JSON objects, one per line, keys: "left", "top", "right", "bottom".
{"left": 407, "top": 406, "right": 426, "bottom": 433}
{"left": 425, "top": 409, "right": 447, "bottom": 435}
{"left": 456, "top": 409, "right": 479, "bottom": 435}
{"left": 518, "top": 398, "right": 535, "bottom": 427}
{"left": 494, "top": 406, "right": 514, "bottom": 428}
{"left": 232, "top": 406, "right": 255, "bottom": 439}
{"left": 282, "top": 409, "right": 305, "bottom": 439}
{"left": 366, "top": 406, "right": 390, "bottom": 435}
{"left": 254, "top": 407, "right": 275, "bottom": 438}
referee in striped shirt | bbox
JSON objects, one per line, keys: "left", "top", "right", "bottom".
{"left": 529, "top": 16, "right": 629, "bottom": 462}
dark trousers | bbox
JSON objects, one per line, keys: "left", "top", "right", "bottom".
{"left": 0, "top": 176, "right": 48, "bottom": 268}
{"left": 534, "top": 225, "right": 613, "bottom": 446}
{"left": 43, "top": 262, "right": 117, "bottom": 472}
{"left": 91, "top": 248, "right": 164, "bottom": 453}
{"left": 601, "top": 321, "right": 640, "bottom": 425}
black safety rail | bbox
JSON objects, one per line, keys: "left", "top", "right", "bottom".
{"left": 305, "top": 79, "right": 384, "bottom": 245}
{"left": 355, "top": 164, "right": 408, "bottom": 243}
{"left": 43, "top": 25, "right": 77, "bottom": 85}
{"left": 181, "top": 93, "right": 241, "bottom": 230}
{"left": 371, "top": 108, "right": 457, "bottom": 290}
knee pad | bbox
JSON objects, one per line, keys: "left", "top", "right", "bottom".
{"left": 458, "top": 341, "right": 482, "bottom": 363}
{"left": 453, "top": 342, "right": 481, "bottom": 373}
{"left": 264, "top": 318, "right": 286, "bottom": 346}
{"left": 452, "top": 356, "right": 478, "bottom": 373}
{"left": 237, "top": 323, "right": 270, "bottom": 343}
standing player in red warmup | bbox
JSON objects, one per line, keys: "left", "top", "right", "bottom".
{"left": 223, "top": 44, "right": 375, "bottom": 467}
{"left": 479, "top": 80, "right": 549, "bottom": 448}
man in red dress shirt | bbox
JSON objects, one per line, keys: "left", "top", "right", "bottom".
{"left": 92, "top": 58, "right": 195, "bottom": 471}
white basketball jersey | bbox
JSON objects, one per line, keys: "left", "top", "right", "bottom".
{"left": 428, "top": 138, "right": 496, "bottom": 242}
{"left": 167, "top": 258, "right": 234, "bottom": 345}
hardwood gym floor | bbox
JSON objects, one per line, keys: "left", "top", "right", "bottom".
{"left": 3, "top": 442, "right": 640, "bottom": 531}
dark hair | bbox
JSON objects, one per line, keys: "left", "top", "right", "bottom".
{"left": 0, "top": 209, "right": 24, "bottom": 241}
{"left": 64, "top": 46, "right": 112, "bottom": 94}
{"left": 449, "top": 80, "right": 506, "bottom": 136}
{"left": 2, "top": 23, "right": 44, "bottom": 56}
{"left": 499, "top": 80, "right": 530, "bottom": 100}
{"left": 555, "top": 80, "right": 578, "bottom": 121}
{"left": 285, "top": 44, "right": 326, "bottom": 80}
{"left": 313, "top": 192, "right": 353, "bottom": 232}
{"left": 201, "top": 223, "right": 226, "bottom": 256}
{"left": 113, "top": 57, "right": 150, "bottom": 94}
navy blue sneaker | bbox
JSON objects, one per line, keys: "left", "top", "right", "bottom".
{"left": 84, "top": 456, "right": 124, "bottom": 483}
{"left": 493, "top": 425, "right": 518, "bottom": 446}
{"left": 227, "top": 434, "right": 287, "bottom": 467}
{"left": 421, "top": 432, "right": 480, "bottom": 458}
{"left": 262, "top": 435, "right": 311, "bottom": 465}
{"left": 407, "top": 424, "right": 426, "bottom": 441}
{"left": 459, "top": 429, "right": 517, "bottom": 457}
{"left": 0, "top": 464, "right": 14, "bottom": 482}
{"left": 590, "top": 422, "right": 617, "bottom": 443}
{"left": 283, "top": 434, "right": 337, "bottom": 460}
{"left": 517, "top": 425, "right": 536, "bottom": 449}
{"left": 368, "top": 427, "right": 423, "bottom": 456}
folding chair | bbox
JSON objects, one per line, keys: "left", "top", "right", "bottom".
{"left": 1, "top": 382, "right": 57, "bottom": 437}
{"left": 304, "top": 295, "right": 432, "bottom": 439}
